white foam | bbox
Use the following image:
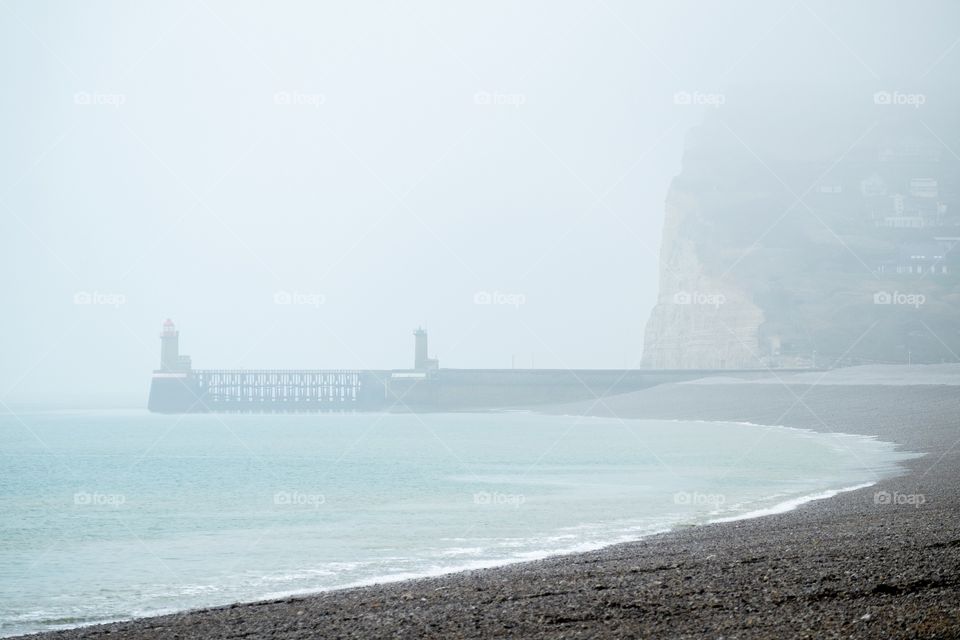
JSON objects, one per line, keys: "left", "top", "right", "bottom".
{"left": 708, "top": 481, "right": 876, "bottom": 524}
{"left": 440, "top": 547, "right": 483, "bottom": 556}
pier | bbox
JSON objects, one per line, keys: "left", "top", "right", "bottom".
{"left": 147, "top": 320, "right": 805, "bottom": 413}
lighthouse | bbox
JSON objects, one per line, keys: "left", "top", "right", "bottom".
{"left": 158, "top": 319, "right": 191, "bottom": 372}
{"left": 148, "top": 319, "right": 200, "bottom": 413}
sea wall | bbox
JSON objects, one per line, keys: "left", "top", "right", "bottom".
{"left": 148, "top": 368, "right": 769, "bottom": 413}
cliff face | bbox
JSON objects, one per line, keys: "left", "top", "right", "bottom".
{"left": 642, "top": 104, "right": 960, "bottom": 369}
{"left": 642, "top": 188, "right": 766, "bottom": 369}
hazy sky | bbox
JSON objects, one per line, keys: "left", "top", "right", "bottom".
{"left": 3, "top": 1, "right": 959, "bottom": 402}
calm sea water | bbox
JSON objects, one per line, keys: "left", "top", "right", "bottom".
{"left": 0, "top": 409, "right": 915, "bottom": 637}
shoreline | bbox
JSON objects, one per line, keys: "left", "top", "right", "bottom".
{"left": 6, "top": 419, "right": 907, "bottom": 638}
{"left": 5, "top": 479, "right": 885, "bottom": 639}
{"left": 11, "top": 381, "right": 960, "bottom": 639}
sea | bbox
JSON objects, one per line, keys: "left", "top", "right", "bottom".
{"left": 0, "top": 408, "right": 918, "bottom": 637}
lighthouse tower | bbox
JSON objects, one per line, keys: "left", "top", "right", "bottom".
{"left": 160, "top": 319, "right": 179, "bottom": 371}
{"left": 159, "top": 319, "right": 191, "bottom": 372}
{"left": 148, "top": 319, "right": 200, "bottom": 413}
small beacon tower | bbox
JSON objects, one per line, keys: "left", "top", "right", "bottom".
{"left": 413, "top": 327, "right": 439, "bottom": 371}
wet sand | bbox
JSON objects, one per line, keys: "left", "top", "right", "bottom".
{"left": 15, "top": 380, "right": 960, "bottom": 639}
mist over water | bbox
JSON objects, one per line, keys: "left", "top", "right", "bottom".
{"left": 0, "top": 410, "right": 918, "bottom": 637}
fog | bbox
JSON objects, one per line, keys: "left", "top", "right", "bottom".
{"left": 2, "top": 1, "right": 958, "bottom": 403}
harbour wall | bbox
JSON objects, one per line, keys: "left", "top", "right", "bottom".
{"left": 148, "top": 368, "right": 781, "bottom": 413}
